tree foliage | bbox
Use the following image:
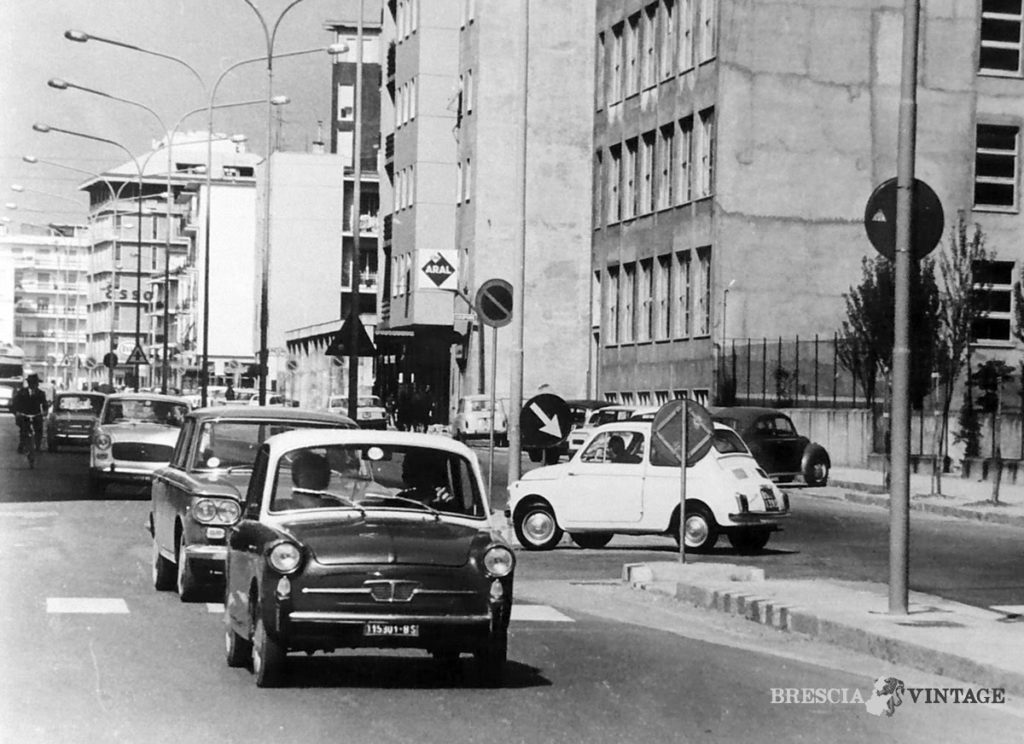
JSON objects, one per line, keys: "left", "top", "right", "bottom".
{"left": 837, "top": 255, "right": 941, "bottom": 408}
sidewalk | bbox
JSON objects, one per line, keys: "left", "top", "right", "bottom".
{"left": 624, "top": 561, "right": 1024, "bottom": 697}
{"left": 826, "top": 465, "right": 1024, "bottom": 528}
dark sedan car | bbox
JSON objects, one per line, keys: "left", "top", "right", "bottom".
{"left": 45, "top": 391, "right": 106, "bottom": 451}
{"left": 223, "top": 429, "right": 515, "bottom": 687}
{"left": 709, "top": 406, "right": 830, "bottom": 486}
{"left": 150, "top": 407, "right": 356, "bottom": 601}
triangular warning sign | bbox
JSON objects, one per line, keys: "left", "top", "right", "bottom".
{"left": 126, "top": 344, "right": 149, "bottom": 365}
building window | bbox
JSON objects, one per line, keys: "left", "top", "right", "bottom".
{"left": 456, "top": 162, "right": 464, "bottom": 205}
{"left": 638, "top": 259, "right": 654, "bottom": 342}
{"left": 679, "top": 0, "right": 694, "bottom": 72}
{"left": 621, "top": 263, "right": 636, "bottom": 343}
{"left": 409, "top": 77, "right": 418, "bottom": 120}
{"left": 624, "top": 137, "right": 638, "bottom": 219}
{"left": 975, "top": 124, "right": 1018, "bottom": 209}
{"left": 463, "top": 71, "right": 472, "bottom": 113}
{"left": 642, "top": 3, "right": 658, "bottom": 90}
{"left": 656, "top": 124, "right": 675, "bottom": 209}
{"left": 660, "top": 0, "right": 676, "bottom": 81}
{"left": 338, "top": 84, "right": 355, "bottom": 121}
{"left": 697, "top": 108, "right": 715, "bottom": 198}
{"left": 464, "top": 157, "right": 472, "bottom": 201}
{"left": 656, "top": 255, "right": 671, "bottom": 339}
{"left": 596, "top": 32, "right": 606, "bottom": 110}
{"left": 594, "top": 149, "right": 605, "bottom": 227}
{"left": 677, "top": 117, "right": 693, "bottom": 204}
{"left": 981, "top": 0, "right": 1023, "bottom": 75}
{"left": 696, "top": 247, "right": 711, "bottom": 336}
{"left": 626, "top": 13, "right": 641, "bottom": 97}
{"left": 972, "top": 260, "right": 1015, "bottom": 343}
{"left": 640, "top": 131, "right": 656, "bottom": 214}
{"left": 608, "top": 144, "right": 622, "bottom": 223}
{"left": 699, "top": 0, "right": 717, "bottom": 62}
{"left": 592, "top": 271, "right": 602, "bottom": 330}
{"left": 610, "top": 22, "right": 624, "bottom": 103}
{"left": 607, "top": 265, "right": 620, "bottom": 345}
{"left": 674, "top": 251, "right": 691, "bottom": 338}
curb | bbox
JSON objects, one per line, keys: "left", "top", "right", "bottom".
{"left": 828, "top": 481, "right": 1024, "bottom": 529}
{"left": 624, "top": 564, "right": 1024, "bottom": 698}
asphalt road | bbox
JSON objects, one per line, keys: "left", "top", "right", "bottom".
{"left": 0, "top": 421, "right": 1020, "bottom": 741}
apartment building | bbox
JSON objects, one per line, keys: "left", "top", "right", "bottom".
{"left": 592, "top": 0, "right": 1022, "bottom": 406}
{"left": 0, "top": 224, "right": 89, "bottom": 387}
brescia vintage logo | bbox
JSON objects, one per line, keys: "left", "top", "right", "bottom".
{"left": 770, "top": 677, "right": 1007, "bottom": 717}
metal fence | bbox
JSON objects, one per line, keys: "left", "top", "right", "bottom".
{"left": 719, "top": 334, "right": 868, "bottom": 409}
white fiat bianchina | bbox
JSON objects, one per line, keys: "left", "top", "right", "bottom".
{"left": 507, "top": 421, "right": 790, "bottom": 554}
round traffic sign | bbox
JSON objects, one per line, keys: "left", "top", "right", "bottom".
{"left": 83, "top": 356, "right": 98, "bottom": 370}
{"left": 286, "top": 359, "right": 299, "bottom": 371}
{"left": 475, "top": 278, "right": 513, "bottom": 328}
{"left": 520, "top": 393, "right": 572, "bottom": 449}
{"left": 650, "top": 399, "right": 714, "bottom": 467}
{"left": 102, "top": 352, "right": 118, "bottom": 369}
{"left": 864, "top": 178, "right": 944, "bottom": 261}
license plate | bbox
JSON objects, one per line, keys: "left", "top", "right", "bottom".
{"left": 363, "top": 623, "right": 420, "bottom": 637}
{"left": 761, "top": 487, "right": 778, "bottom": 511}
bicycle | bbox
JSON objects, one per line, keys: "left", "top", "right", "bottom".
{"left": 15, "top": 412, "right": 43, "bottom": 469}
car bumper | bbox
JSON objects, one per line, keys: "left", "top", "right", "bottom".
{"left": 726, "top": 510, "right": 790, "bottom": 525}
{"left": 184, "top": 543, "right": 228, "bottom": 565}
{"left": 90, "top": 464, "right": 162, "bottom": 482}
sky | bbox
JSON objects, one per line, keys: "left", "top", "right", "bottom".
{"left": 1, "top": 0, "right": 370, "bottom": 229}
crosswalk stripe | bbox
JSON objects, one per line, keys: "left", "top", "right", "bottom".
{"left": 207, "top": 603, "right": 224, "bottom": 613}
{"left": 511, "top": 604, "right": 574, "bottom": 623}
{"left": 47, "top": 598, "right": 129, "bottom": 614}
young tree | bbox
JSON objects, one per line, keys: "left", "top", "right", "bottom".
{"left": 933, "top": 217, "right": 991, "bottom": 495}
{"left": 972, "top": 359, "right": 1014, "bottom": 504}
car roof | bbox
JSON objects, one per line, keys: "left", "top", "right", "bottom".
{"left": 56, "top": 391, "right": 106, "bottom": 398}
{"left": 263, "top": 429, "right": 477, "bottom": 457}
{"left": 565, "top": 399, "right": 611, "bottom": 408}
{"left": 709, "top": 406, "right": 792, "bottom": 424}
{"left": 590, "top": 420, "right": 733, "bottom": 435}
{"left": 187, "top": 406, "right": 357, "bottom": 425}
{"left": 103, "top": 392, "right": 191, "bottom": 404}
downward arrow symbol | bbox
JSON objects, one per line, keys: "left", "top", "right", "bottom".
{"left": 530, "top": 402, "right": 562, "bottom": 439}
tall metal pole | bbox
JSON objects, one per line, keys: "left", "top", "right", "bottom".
{"left": 348, "top": 0, "right": 365, "bottom": 420}
{"left": 889, "top": 0, "right": 920, "bottom": 615}
{"left": 508, "top": 0, "right": 530, "bottom": 483}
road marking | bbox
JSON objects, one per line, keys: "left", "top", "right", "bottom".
{"left": 2, "top": 511, "right": 59, "bottom": 519}
{"left": 990, "top": 605, "right": 1024, "bottom": 615}
{"left": 207, "top": 603, "right": 224, "bottom": 613}
{"left": 512, "top": 604, "right": 574, "bottom": 623}
{"left": 47, "top": 598, "right": 129, "bottom": 614}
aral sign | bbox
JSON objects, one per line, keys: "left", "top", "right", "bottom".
{"left": 417, "top": 249, "right": 458, "bottom": 291}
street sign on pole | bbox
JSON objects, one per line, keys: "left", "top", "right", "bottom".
{"left": 475, "top": 278, "right": 514, "bottom": 328}
{"left": 864, "top": 177, "right": 944, "bottom": 262}
{"left": 651, "top": 399, "right": 714, "bottom": 467}
{"left": 520, "top": 393, "right": 572, "bottom": 450}
{"left": 125, "top": 345, "right": 149, "bottom": 366}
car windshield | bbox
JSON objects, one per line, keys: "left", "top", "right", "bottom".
{"left": 468, "top": 399, "right": 494, "bottom": 412}
{"left": 592, "top": 408, "right": 631, "bottom": 426}
{"left": 56, "top": 395, "right": 103, "bottom": 414}
{"left": 192, "top": 420, "right": 342, "bottom": 470}
{"left": 358, "top": 396, "right": 383, "bottom": 408}
{"left": 269, "top": 444, "right": 485, "bottom": 518}
{"left": 103, "top": 399, "right": 188, "bottom": 427}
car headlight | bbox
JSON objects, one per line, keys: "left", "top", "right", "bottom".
{"left": 267, "top": 542, "right": 303, "bottom": 574}
{"left": 93, "top": 432, "right": 112, "bottom": 449}
{"left": 192, "top": 498, "right": 241, "bottom": 525}
{"left": 482, "top": 545, "right": 515, "bottom": 578}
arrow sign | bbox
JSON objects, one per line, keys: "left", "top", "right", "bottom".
{"left": 520, "top": 393, "right": 572, "bottom": 450}
{"left": 125, "top": 345, "right": 149, "bottom": 366}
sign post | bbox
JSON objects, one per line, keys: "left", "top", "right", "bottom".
{"left": 475, "top": 278, "right": 514, "bottom": 497}
{"left": 651, "top": 399, "right": 715, "bottom": 564}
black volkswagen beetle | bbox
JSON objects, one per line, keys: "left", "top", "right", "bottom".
{"left": 709, "top": 406, "right": 830, "bottom": 486}
{"left": 222, "top": 429, "right": 515, "bottom": 687}
{"left": 150, "top": 406, "right": 356, "bottom": 601}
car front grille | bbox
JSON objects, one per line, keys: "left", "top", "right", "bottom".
{"left": 111, "top": 442, "right": 174, "bottom": 462}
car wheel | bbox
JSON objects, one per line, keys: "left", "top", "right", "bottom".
{"left": 87, "top": 472, "right": 105, "bottom": 498}
{"left": 152, "top": 538, "right": 176, "bottom": 591}
{"left": 513, "top": 502, "right": 563, "bottom": 551}
{"left": 571, "top": 532, "right": 613, "bottom": 549}
{"left": 176, "top": 532, "right": 201, "bottom": 602}
{"left": 252, "top": 615, "right": 286, "bottom": 688}
{"left": 803, "top": 456, "right": 829, "bottom": 487}
{"left": 728, "top": 528, "right": 771, "bottom": 555}
{"left": 676, "top": 504, "right": 718, "bottom": 553}
{"left": 474, "top": 631, "right": 507, "bottom": 687}
{"left": 225, "top": 622, "right": 252, "bottom": 668}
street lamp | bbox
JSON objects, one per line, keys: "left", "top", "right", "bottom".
{"left": 33, "top": 122, "right": 148, "bottom": 391}
{"left": 48, "top": 76, "right": 275, "bottom": 393}
{"left": 196, "top": 37, "right": 345, "bottom": 407}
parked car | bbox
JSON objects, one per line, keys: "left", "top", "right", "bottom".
{"left": 88, "top": 393, "right": 191, "bottom": 497}
{"left": 709, "top": 406, "right": 831, "bottom": 486}
{"left": 507, "top": 420, "right": 790, "bottom": 554}
{"left": 222, "top": 429, "right": 515, "bottom": 687}
{"left": 564, "top": 403, "right": 638, "bottom": 457}
{"left": 451, "top": 394, "right": 509, "bottom": 446}
{"left": 149, "top": 406, "right": 357, "bottom": 601}
{"left": 326, "top": 394, "right": 388, "bottom": 429}
{"left": 45, "top": 391, "right": 106, "bottom": 451}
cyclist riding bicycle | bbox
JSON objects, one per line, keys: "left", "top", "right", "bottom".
{"left": 12, "top": 373, "right": 49, "bottom": 454}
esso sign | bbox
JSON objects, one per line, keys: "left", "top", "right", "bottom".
{"left": 105, "top": 287, "right": 154, "bottom": 302}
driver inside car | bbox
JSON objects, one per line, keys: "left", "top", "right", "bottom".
{"left": 395, "top": 450, "right": 454, "bottom": 507}
{"left": 288, "top": 449, "right": 333, "bottom": 508}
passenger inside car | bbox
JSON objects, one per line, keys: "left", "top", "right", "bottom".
{"left": 608, "top": 434, "right": 643, "bottom": 463}
{"left": 282, "top": 449, "right": 333, "bottom": 509}
{"left": 396, "top": 449, "right": 453, "bottom": 506}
